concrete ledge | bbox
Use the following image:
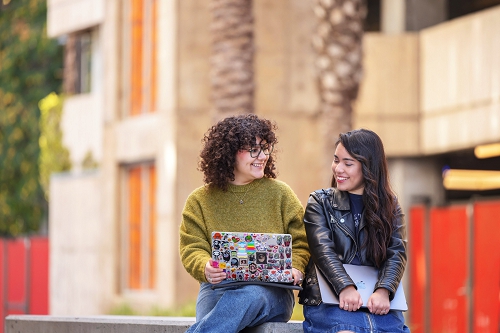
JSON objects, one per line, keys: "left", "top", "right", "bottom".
{"left": 5, "top": 315, "right": 303, "bottom": 333}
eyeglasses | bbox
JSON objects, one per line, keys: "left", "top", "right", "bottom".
{"left": 244, "top": 143, "right": 274, "bottom": 158}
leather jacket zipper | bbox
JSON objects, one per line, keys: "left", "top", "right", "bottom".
{"left": 330, "top": 213, "right": 358, "bottom": 263}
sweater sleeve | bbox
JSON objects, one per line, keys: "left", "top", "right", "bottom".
{"left": 179, "top": 190, "right": 212, "bottom": 283}
{"left": 281, "top": 183, "right": 310, "bottom": 275}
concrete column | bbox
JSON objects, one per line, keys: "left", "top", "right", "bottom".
{"left": 157, "top": 0, "right": 180, "bottom": 308}
{"left": 389, "top": 157, "right": 445, "bottom": 213}
{"left": 381, "top": 0, "right": 406, "bottom": 34}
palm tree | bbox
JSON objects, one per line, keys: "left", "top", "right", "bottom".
{"left": 209, "top": 0, "right": 254, "bottom": 119}
{"left": 312, "top": 0, "right": 367, "bottom": 173}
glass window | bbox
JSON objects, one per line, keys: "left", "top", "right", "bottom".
{"left": 127, "top": 0, "right": 158, "bottom": 116}
{"left": 64, "top": 30, "right": 92, "bottom": 94}
{"left": 123, "top": 162, "right": 157, "bottom": 290}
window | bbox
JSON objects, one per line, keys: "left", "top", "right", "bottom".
{"left": 125, "top": 0, "right": 158, "bottom": 116}
{"left": 64, "top": 30, "right": 92, "bottom": 94}
{"left": 122, "top": 163, "right": 156, "bottom": 290}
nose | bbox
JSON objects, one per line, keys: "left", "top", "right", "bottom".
{"left": 332, "top": 162, "right": 342, "bottom": 174}
{"left": 257, "top": 149, "right": 267, "bottom": 159}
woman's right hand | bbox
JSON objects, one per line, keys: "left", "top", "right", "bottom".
{"left": 205, "top": 259, "right": 226, "bottom": 284}
{"left": 339, "top": 285, "right": 363, "bottom": 311}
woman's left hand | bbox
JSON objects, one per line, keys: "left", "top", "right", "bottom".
{"left": 205, "top": 259, "right": 225, "bottom": 284}
{"left": 367, "top": 288, "right": 391, "bottom": 315}
{"left": 292, "top": 268, "right": 303, "bottom": 285}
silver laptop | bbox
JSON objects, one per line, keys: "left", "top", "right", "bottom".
{"left": 315, "top": 264, "right": 408, "bottom": 311}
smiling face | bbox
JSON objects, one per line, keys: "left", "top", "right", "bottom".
{"left": 231, "top": 137, "right": 270, "bottom": 185}
{"left": 332, "top": 142, "right": 365, "bottom": 195}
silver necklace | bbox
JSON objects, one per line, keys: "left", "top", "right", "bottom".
{"left": 229, "top": 180, "right": 262, "bottom": 204}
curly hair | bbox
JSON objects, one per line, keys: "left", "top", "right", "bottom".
{"left": 198, "top": 114, "right": 278, "bottom": 190}
{"left": 330, "top": 128, "right": 397, "bottom": 268}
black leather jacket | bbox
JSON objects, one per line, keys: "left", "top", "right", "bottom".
{"left": 298, "top": 188, "right": 407, "bottom": 306}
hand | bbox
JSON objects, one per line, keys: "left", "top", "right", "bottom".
{"left": 339, "top": 285, "right": 363, "bottom": 311}
{"left": 367, "top": 288, "right": 391, "bottom": 315}
{"left": 205, "top": 259, "right": 225, "bottom": 284}
{"left": 292, "top": 268, "right": 303, "bottom": 285}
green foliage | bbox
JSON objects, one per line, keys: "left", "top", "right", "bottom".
{"left": 107, "top": 299, "right": 305, "bottom": 320}
{"left": 108, "top": 303, "right": 137, "bottom": 316}
{"left": 82, "top": 150, "right": 99, "bottom": 170}
{"left": 149, "top": 302, "right": 197, "bottom": 317}
{"left": 38, "top": 92, "right": 71, "bottom": 200}
{"left": 108, "top": 301, "right": 197, "bottom": 317}
{"left": 0, "top": 0, "right": 63, "bottom": 236}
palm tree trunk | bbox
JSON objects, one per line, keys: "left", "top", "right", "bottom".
{"left": 312, "top": 0, "right": 367, "bottom": 177}
{"left": 210, "top": 0, "right": 254, "bottom": 118}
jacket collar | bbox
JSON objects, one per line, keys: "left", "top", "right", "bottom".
{"left": 332, "top": 188, "right": 368, "bottom": 231}
{"left": 330, "top": 188, "right": 351, "bottom": 211}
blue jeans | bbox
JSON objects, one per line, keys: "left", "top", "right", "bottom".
{"left": 186, "top": 282, "right": 295, "bottom": 333}
{"left": 303, "top": 303, "right": 410, "bottom": 333}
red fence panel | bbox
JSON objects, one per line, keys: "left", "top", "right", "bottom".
{"left": 408, "top": 205, "right": 427, "bottom": 333}
{"left": 472, "top": 201, "right": 500, "bottom": 333}
{"left": 0, "top": 237, "right": 49, "bottom": 333}
{"left": 6, "top": 239, "right": 27, "bottom": 315}
{"left": 29, "top": 237, "right": 49, "bottom": 314}
{"left": 0, "top": 242, "right": 3, "bottom": 331}
{"left": 409, "top": 200, "right": 500, "bottom": 333}
{"left": 429, "top": 206, "right": 469, "bottom": 333}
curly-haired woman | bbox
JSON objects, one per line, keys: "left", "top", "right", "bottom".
{"left": 180, "top": 114, "right": 309, "bottom": 333}
{"left": 299, "top": 129, "right": 410, "bottom": 333}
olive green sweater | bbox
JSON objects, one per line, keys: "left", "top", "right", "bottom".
{"left": 180, "top": 178, "right": 309, "bottom": 283}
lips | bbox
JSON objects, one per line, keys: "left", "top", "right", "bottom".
{"left": 336, "top": 176, "right": 348, "bottom": 182}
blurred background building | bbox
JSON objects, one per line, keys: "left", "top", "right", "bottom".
{"left": 44, "top": 0, "right": 500, "bottom": 332}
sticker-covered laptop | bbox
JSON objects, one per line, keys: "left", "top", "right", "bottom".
{"left": 211, "top": 231, "right": 294, "bottom": 284}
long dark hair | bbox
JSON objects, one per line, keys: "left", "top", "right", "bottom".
{"left": 331, "top": 129, "right": 397, "bottom": 267}
{"left": 198, "top": 114, "right": 278, "bottom": 190}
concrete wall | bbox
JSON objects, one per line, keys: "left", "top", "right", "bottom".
{"left": 173, "top": 0, "right": 212, "bottom": 304}
{"left": 357, "top": 5, "right": 500, "bottom": 157}
{"left": 420, "top": 5, "right": 500, "bottom": 154}
{"left": 354, "top": 33, "right": 421, "bottom": 156}
{"left": 61, "top": 93, "right": 103, "bottom": 170}
{"left": 49, "top": 172, "right": 112, "bottom": 315}
{"left": 47, "top": 0, "right": 105, "bottom": 37}
{"left": 5, "top": 315, "right": 303, "bottom": 333}
{"left": 6, "top": 316, "right": 193, "bottom": 333}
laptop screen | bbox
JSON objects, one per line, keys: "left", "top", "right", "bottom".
{"left": 211, "top": 231, "right": 293, "bottom": 283}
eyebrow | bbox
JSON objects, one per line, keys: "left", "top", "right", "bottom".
{"left": 252, "top": 142, "right": 269, "bottom": 147}
{"left": 334, "top": 154, "right": 356, "bottom": 162}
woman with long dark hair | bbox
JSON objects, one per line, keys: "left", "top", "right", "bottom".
{"left": 299, "top": 128, "right": 410, "bottom": 333}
